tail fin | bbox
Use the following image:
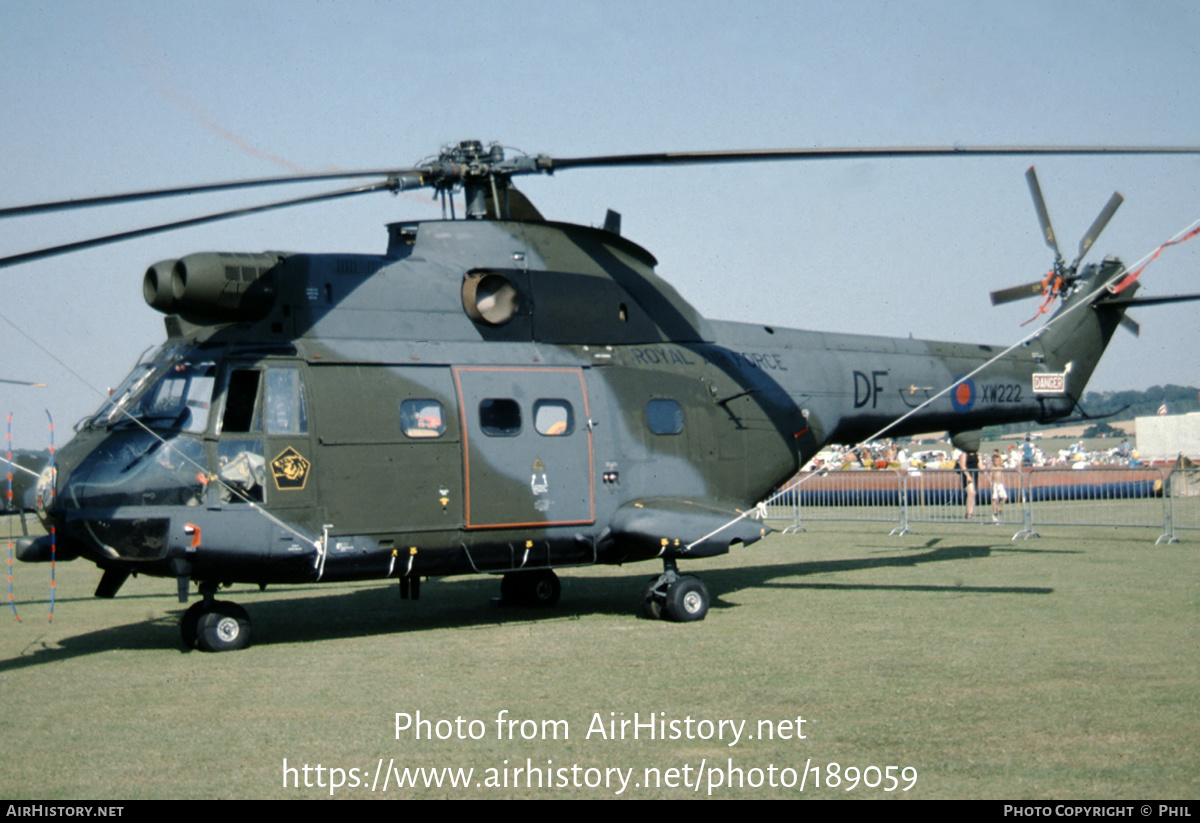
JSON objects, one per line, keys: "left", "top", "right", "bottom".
{"left": 1037, "top": 257, "right": 1134, "bottom": 400}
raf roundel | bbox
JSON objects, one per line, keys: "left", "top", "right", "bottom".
{"left": 950, "top": 375, "right": 976, "bottom": 413}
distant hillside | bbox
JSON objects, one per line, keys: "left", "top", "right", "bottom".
{"left": 984, "top": 384, "right": 1199, "bottom": 437}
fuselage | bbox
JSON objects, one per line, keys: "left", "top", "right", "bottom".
{"left": 31, "top": 216, "right": 1122, "bottom": 593}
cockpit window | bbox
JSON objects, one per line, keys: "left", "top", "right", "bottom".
{"left": 92, "top": 359, "right": 216, "bottom": 434}
{"left": 266, "top": 367, "right": 308, "bottom": 435}
{"left": 218, "top": 365, "right": 309, "bottom": 436}
{"left": 94, "top": 364, "right": 156, "bottom": 427}
{"left": 221, "top": 369, "right": 262, "bottom": 433}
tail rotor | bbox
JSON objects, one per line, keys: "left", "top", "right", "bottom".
{"left": 990, "top": 167, "right": 1123, "bottom": 323}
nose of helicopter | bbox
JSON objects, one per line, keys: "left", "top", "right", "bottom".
{"left": 23, "top": 429, "right": 207, "bottom": 563}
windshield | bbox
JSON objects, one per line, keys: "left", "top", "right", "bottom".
{"left": 91, "top": 356, "right": 217, "bottom": 434}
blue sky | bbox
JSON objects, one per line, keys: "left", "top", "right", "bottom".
{"left": 1, "top": 0, "right": 1198, "bottom": 443}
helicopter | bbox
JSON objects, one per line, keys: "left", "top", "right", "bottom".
{"left": 4, "top": 140, "right": 1199, "bottom": 652}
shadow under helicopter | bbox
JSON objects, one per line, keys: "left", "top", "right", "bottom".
{"left": 0, "top": 540, "right": 1054, "bottom": 670}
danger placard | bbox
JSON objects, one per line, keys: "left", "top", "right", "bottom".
{"left": 1032, "top": 372, "right": 1066, "bottom": 395}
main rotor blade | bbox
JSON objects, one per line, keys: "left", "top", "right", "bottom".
{"left": 990, "top": 280, "right": 1047, "bottom": 305}
{"left": 1025, "top": 166, "right": 1060, "bottom": 259}
{"left": 542, "top": 145, "right": 1200, "bottom": 172}
{"left": 6, "top": 145, "right": 1198, "bottom": 217}
{"left": 0, "top": 180, "right": 395, "bottom": 269}
{"left": 1072, "top": 191, "right": 1123, "bottom": 269}
{"left": 0, "top": 169, "right": 422, "bottom": 219}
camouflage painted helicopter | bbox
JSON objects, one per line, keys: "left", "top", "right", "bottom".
{"left": 4, "top": 141, "right": 1198, "bottom": 651}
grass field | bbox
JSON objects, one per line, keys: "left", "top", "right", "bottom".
{"left": 1, "top": 520, "right": 1196, "bottom": 799}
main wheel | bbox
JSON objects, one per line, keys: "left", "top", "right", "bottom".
{"left": 664, "top": 577, "right": 709, "bottom": 622}
{"left": 500, "top": 570, "right": 561, "bottom": 607}
{"left": 195, "top": 601, "right": 251, "bottom": 652}
{"left": 527, "top": 569, "right": 561, "bottom": 606}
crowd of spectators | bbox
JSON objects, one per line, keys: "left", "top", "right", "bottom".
{"left": 808, "top": 435, "right": 1146, "bottom": 473}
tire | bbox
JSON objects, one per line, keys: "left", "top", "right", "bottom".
{"left": 640, "top": 577, "right": 664, "bottom": 620}
{"left": 527, "top": 570, "right": 560, "bottom": 607}
{"left": 196, "top": 601, "right": 251, "bottom": 652}
{"left": 180, "top": 601, "right": 208, "bottom": 649}
{"left": 664, "top": 577, "right": 709, "bottom": 623}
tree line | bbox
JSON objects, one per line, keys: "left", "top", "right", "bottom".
{"left": 984, "top": 384, "right": 1199, "bottom": 436}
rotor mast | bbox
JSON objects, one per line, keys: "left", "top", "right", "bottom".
{"left": 425, "top": 140, "right": 547, "bottom": 220}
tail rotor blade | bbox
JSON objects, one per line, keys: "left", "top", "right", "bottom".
{"left": 990, "top": 280, "right": 1047, "bottom": 305}
{"left": 1026, "top": 166, "right": 1061, "bottom": 260}
{"left": 1073, "top": 191, "right": 1123, "bottom": 268}
{"left": 1118, "top": 314, "right": 1140, "bottom": 337}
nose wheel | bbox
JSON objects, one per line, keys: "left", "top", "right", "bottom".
{"left": 180, "top": 594, "right": 252, "bottom": 652}
{"left": 640, "top": 560, "right": 710, "bottom": 622}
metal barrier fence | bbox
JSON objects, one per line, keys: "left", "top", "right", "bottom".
{"left": 768, "top": 466, "right": 1190, "bottom": 543}
{"left": 1169, "top": 466, "right": 1200, "bottom": 532}
{"left": 903, "top": 468, "right": 1027, "bottom": 533}
{"left": 1023, "top": 467, "right": 1169, "bottom": 542}
{"left": 770, "top": 469, "right": 906, "bottom": 532}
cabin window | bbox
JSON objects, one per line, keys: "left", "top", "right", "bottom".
{"left": 534, "top": 400, "right": 574, "bottom": 436}
{"left": 479, "top": 398, "right": 521, "bottom": 436}
{"left": 265, "top": 367, "right": 308, "bottom": 435}
{"left": 401, "top": 400, "right": 446, "bottom": 438}
{"left": 646, "top": 398, "right": 684, "bottom": 435}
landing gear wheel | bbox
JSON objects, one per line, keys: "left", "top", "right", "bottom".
{"left": 180, "top": 601, "right": 208, "bottom": 649}
{"left": 528, "top": 570, "right": 561, "bottom": 606}
{"left": 640, "top": 577, "right": 665, "bottom": 620}
{"left": 664, "top": 576, "right": 709, "bottom": 622}
{"left": 195, "top": 601, "right": 251, "bottom": 652}
{"left": 500, "top": 570, "right": 561, "bottom": 607}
